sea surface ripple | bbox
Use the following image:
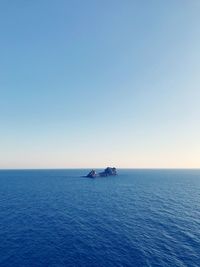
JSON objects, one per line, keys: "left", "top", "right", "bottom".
{"left": 0, "top": 169, "right": 200, "bottom": 267}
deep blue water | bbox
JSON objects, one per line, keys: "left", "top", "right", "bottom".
{"left": 0, "top": 169, "right": 200, "bottom": 267}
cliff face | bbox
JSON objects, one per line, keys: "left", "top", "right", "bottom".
{"left": 99, "top": 167, "right": 117, "bottom": 177}
{"left": 86, "top": 169, "right": 97, "bottom": 178}
{"left": 86, "top": 167, "right": 117, "bottom": 178}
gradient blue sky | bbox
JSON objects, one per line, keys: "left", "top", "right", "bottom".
{"left": 1, "top": 1, "right": 200, "bottom": 168}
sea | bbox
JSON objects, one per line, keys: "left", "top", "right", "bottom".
{"left": 0, "top": 169, "right": 200, "bottom": 267}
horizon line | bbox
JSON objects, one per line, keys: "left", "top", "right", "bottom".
{"left": 0, "top": 167, "right": 200, "bottom": 171}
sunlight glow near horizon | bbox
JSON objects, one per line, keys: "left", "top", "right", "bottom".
{"left": 0, "top": 1, "right": 200, "bottom": 169}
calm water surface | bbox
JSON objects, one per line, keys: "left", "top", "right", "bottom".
{"left": 0, "top": 169, "right": 200, "bottom": 267}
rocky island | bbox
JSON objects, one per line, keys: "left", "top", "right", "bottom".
{"left": 85, "top": 167, "right": 117, "bottom": 178}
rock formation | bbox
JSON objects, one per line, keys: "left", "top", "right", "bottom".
{"left": 99, "top": 167, "right": 117, "bottom": 177}
{"left": 85, "top": 167, "right": 117, "bottom": 178}
{"left": 86, "top": 169, "right": 98, "bottom": 178}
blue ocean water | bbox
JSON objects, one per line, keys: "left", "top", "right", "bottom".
{"left": 0, "top": 169, "right": 200, "bottom": 267}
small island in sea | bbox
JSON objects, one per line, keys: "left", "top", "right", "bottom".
{"left": 85, "top": 167, "right": 117, "bottom": 178}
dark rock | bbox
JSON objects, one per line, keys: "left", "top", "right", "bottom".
{"left": 99, "top": 167, "right": 117, "bottom": 177}
{"left": 86, "top": 169, "right": 98, "bottom": 178}
{"left": 85, "top": 167, "right": 117, "bottom": 178}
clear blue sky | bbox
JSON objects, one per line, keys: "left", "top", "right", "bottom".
{"left": 1, "top": 1, "right": 200, "bottom": 168}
